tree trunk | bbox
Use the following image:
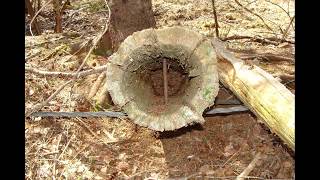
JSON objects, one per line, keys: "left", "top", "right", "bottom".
{"left": 99, "top": 0, "right": 156, "bottom": 52}
{"left": 53, "top": 0, "right": 63, "bottom": 33}
{"left": 25, "top": 0, "right": 41, "bottom": 35}
{"left": 212, "top": 39, "right": 295, "bottom": 151}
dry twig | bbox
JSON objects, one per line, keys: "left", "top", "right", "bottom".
{"left": 162, "top": 59, "right": 168, "bottom": 104}
{"left": 211, "top": 0, "right": 220, "bottom": 38}
{"left": 26, "top": 1, "right": 111, "bottom": 116}
{"left": 25, "top": 64, "right": 108, "bottom": 78}
{"left": 282, "top": 15, "right": 295, "bottom": 40}
{"left": 26, "top": 0, "right": 41, "bottom": 34}
{"left": 26, "top": 80, "right": 73, "bottom": 116}
{"left": 30, "top": 111, "right": 126, "bottom": 118}
{"left": 233, "top": 0, "right": 273, "bottom": 31}
{"left": 239, "top": 53, "right": 294, "bottom": 62}
{"left": 236, "top": 152, "right": 262, "bottom": 180}
{"left": 222, "top": 35, "right": 294, "bottom": 45}
{"left": 29, "top": 0, "right": 54, "bottom": 36}
{"left": 96, "top": 74, "right": 113, "bottom": 106}
{"left": 88, "top": 72, "right": 106, "bottom": 99}
{"left": 72, "top": 0, "right": 111, "bottom": 79}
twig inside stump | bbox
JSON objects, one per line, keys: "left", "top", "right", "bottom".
{"left": 163, "top": 59, "right": 168, "bottom": 105}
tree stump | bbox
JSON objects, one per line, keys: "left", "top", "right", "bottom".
{"left": 106, "top": 27, "right": 219, "bottom": 131}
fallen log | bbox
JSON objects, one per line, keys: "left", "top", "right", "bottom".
{"left": 212, "top": 39, "right": 295, "bottom": 151}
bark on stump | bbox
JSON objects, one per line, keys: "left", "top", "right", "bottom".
{"left": 106, "top": 27, "right": 219, "bottom": 131}
{"left": 99, "top": 0, "right": 156, "bottom": 52}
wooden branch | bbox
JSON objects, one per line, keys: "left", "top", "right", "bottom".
{"left": 72, "top": 1, "right": 111, "bottom": 79}
{"left": 25, "top": 65, "right": 108, "bottom": 78}
{"left": 222, "top": 35, "right": 294, "bottom": 45}
{"left": 239, "top": 53, "right": 294, "bottom": 63}
{"left": 29, "top": 0, "right": 53, "bottom": 36}
{"left": 96, "top": 73, "right": 113, "bottom": 106}
{"left": 25, "top": 0, "right": 41, "bottom": 35}
{"left": 236, "top": 152, "right": 262, "bottom": 180}
{"left": 282, "top": 15, "right": 295, "bottom": 40}
{"left": 29, "top": 111, "right": 126, "bottom": 118}
{"left": 163, "top": 59, "right": 168, "bottom": 104}
{"left": 26, "top": 80, "right": 73, "bottom": 117}
{"left": 26, "top": 1, "right": 112, "bottom": 116}
{"left": 212, "top": 39, "right": 295, "bottom": 150}
{"left": 233, "top": 0, "right": 273, "bottom": 31}
{"left": 88, "top": 72, "right": 106, "bottom": 99}
{"left": 211, "top": 0, "right": 220, "bottom": 38}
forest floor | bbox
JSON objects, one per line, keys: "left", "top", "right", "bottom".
{"left": 25, "top": 0, "right": 295, "bottom": 179}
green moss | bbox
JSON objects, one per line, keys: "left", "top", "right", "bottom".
{"left": 71, "top": 0, "right": 105, "bottom": 13}
{"left": 203, "top": 87, "right": 214, "bottom": 101}
{"left": 93, "top": 48, "right": 112, "bottom": 57}
{"left": 87, "top": 1, "right": 105, "bottom": 13}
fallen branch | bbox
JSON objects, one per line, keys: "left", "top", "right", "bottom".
{"left": 25, "top": 65, "right": 108, "bottom": 78}
{"left": 212, "top": 38, "right": 295, "bottom": 150}
{"left": 239, "top": 53, "right": 294, "bottom": 62}
{"left": 88, "top": 72, "right": 106, "bottom": 99}
{"left": 26, "top": 1, "right": 111, "bottom": 116}
{"left": 25, "top": 80, "right": 73, "bottom": 116}
{"left": 211, "top": 0, "right": 220, "bottom": 38}
{"left": 73, "top": 0, "right": 111, "bottom": 79}
{"left": 282, "top": 15, "right": 295, "bottom": 40}
{"left": 221, "top": 35, "right": 294, "bottom": 45}
{"left": 30, "top": 111, "right": 126, "bottom": 118}
{"left": 236, "top": 152, "right": 262, "bottom": 180}
{"left": 96, "top": 73, "right": 113, "bottom": 106}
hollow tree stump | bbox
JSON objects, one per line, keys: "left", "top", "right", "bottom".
{"left": 106, "top": 27, "right": 219, "bottom": 131}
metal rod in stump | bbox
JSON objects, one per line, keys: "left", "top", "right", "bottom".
{"left": 163, "top": 59, "right": 168, "bottom": 105}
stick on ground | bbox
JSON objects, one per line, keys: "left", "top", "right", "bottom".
{"left": 88, "top": 72, "right": 107, "bottom": 99}
{"left": 25, "top": 65, "right": 108, "bottom": 78}
{"left": 211, "top": 0, "right": 220, "bottom": 38}
{"left": 26, "top": 1, "right": 111, "bottom": 116}
{"left": 163, "top": 59, "right": 168, "bottom": 105}
{"left": 26, "top": 80, "right": 73, "bottom": 116}
{"left": 236, "top": 152, "right": 262, "bottom": 180}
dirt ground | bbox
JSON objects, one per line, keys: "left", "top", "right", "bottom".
{"left": 25, "top": 0, "right": 295, "bottom": 179}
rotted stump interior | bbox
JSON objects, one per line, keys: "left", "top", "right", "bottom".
{"left": 106, "top": 27, "right": 219, "bottom": 131}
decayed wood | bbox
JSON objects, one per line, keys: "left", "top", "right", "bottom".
{"left": 212, "top": 39, "right": 295, "bottom": 150}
